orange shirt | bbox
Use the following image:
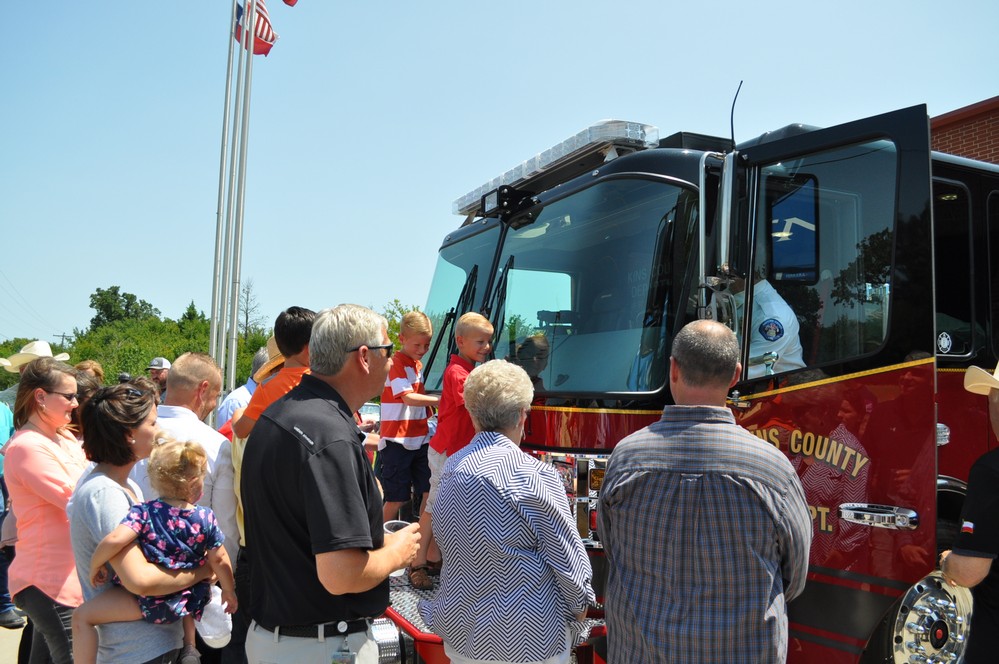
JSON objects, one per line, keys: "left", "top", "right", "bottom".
{"left": 5, "top": 429, "right": 88, "bottom": 606}
{"left": 243, "top": 367, "right": 310, "bottom": 422}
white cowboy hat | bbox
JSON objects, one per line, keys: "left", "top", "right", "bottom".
{"left": 252, "top": 335, "right": 285, "bottom": 383}
{"left": 964, "top": 362, "right": 999, "bottom": 395}
{"left": 3, "top": 340, "right": 70, "bottom": 373}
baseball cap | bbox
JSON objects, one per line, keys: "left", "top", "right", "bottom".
{"left": 147, "top": 357, "right": 172, "bottom": 370}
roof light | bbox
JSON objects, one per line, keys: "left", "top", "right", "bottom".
{"left": 453, "top": 120, "right": 659, "bottom": 216}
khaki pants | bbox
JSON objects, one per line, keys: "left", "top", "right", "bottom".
{"left": 246, "top": 620, "right": 380, "bottom": 664}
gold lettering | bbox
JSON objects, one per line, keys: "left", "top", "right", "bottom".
{"left": 802, "top": 432, "right": 815, "bottom": 456}
{"left": 815, "top": 506, "right": 832, "bottom": 532}
{"left": 826, "top": 437, "right": 843, "bottom": 467}
{"left": 852, "top": 454, "right": 870, "bottom": 478}
{"left": 814, "top": 436, "right": 829, "bottom": 461}
{"left": 790, "top": 430, "right": 803, "bottom": 454}
{"left": 768, "top": 428, "right": 780, "bottom": 448}
{"left": 840, "top": 447, "right": 857, "bottom": 472}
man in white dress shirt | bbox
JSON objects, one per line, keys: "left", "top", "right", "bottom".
{"left": 131, "top": 352, "right": 238, "bottom": 551}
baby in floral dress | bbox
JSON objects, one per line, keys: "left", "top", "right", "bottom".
{"left": 72, "top": 439, "right": 237, "bottom": 664}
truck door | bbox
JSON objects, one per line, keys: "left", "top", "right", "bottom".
{"left": 729, "top": 106, "right": 948, "bottom": 662}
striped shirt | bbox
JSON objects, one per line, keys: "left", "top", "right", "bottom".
{"left": 379, "top": 352, "right": 430, "bottom": 450}
{"left": 419, "top": 431, "right": 594, "bottom": 662}
{"left": 598, "top": 405, "right": 811, "bottom": 664}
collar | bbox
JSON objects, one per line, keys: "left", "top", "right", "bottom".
{"left": 246, "top": 376, "right": 258, "bottom": 395}
{"left": 296, "top": 374, "right": 360, "bottom": 432}
{"left": 660, "top": 404, "right": 736, "bottom": 425}
{"left": 157, "top": 404, "right": 200, "bottom": 421}
{"left": 450, "top": 354, "right": 476, "bottom": 372}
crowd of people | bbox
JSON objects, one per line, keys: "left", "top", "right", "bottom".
{"left": 1, "top": 305, "right": 998, "bottom": 664}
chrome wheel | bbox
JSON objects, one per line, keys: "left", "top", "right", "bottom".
{"left": 892, "top": 571, "right": 972, "bottom": 663}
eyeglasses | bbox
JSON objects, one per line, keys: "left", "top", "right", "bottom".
{"left": 44, "top": 390, "right": 79, "bottom": 403}
{"left": 347, "top": 343, "right": 394, "bottom": 359}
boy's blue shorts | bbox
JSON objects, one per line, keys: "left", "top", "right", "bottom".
{"left": 377, "top": 440, "right": 431, "bottom": 502}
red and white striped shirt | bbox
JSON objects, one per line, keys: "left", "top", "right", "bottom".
{"left": 380, "top": 353, "right": 431, "bottom": 450}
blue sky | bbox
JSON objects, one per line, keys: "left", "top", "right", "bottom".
{"left": 1, "top": 1, "right": 997, "bottom": 343}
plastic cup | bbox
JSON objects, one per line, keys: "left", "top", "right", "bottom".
{"left": 384, "top": 520, "right": 410, "bottom": 576}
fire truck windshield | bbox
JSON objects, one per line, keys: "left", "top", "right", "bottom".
{"left": 423, "top": 176, "right": 697, "bottom": 397}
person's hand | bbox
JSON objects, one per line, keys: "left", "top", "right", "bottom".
{"left": 91, "top": 564, "right": 109, "bottom": 587}
{"left": 221, "top": 588, "right": 238, "bottom": 614}
{"left": 385, "top": 522, "right": 421, "bottom": 573}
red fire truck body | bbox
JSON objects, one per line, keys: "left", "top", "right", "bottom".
{"left": 387, "top": 105, "right": 999, "bottom": 664}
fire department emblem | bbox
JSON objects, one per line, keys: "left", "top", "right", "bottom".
{"left": 759, "top": 318, "right": 784, "bottom": 341}
{"left": 937, "top": 331, "right": 953, "bottom": 354}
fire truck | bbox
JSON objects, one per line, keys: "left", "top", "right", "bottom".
{"left": 384, "top": 104, "right": 999, "bottom": 664}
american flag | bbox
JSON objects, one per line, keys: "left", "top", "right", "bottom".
{"left": 234, "top": 0, "right": 278, "bottom": 56}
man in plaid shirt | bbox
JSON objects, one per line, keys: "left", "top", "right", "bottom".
{"left": 599, "top": 320, "right": 811, "bottom": 663}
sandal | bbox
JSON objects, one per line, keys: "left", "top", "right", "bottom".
{"left": 426, "top": 559, "right": 443, "bottom": 577}
{"left": 408, "top": 565, "right": 433, "bottom": 590}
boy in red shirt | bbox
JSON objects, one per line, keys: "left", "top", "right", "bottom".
{"left": 378, "top": 311, "right": 439, "bottom": 523}
{"left": 408, "top": 312, "right": 493, "bottom": 590}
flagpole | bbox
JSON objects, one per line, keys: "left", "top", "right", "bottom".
{"left": 217, "top": 0, "right": 254, "bottom": 392}
{"left": 226, "top": 0, "right": 258, "bottom": 391}
{"left": 210, "top": 0, "right": 241, "bottom": 375}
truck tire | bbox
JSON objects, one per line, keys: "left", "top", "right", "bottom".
{"left": 861, "top": 517, "right": 972, "bottom": 663}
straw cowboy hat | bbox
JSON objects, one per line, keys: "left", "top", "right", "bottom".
{"left": 252, "top": 335, "right": 285, "bottom": 383}
{"left": 964, "top": 361, "right": 999, "bottom": 395}
{"left": 3, "top": 340, "right": 70, "bottom": 373}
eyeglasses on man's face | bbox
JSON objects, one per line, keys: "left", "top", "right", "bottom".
{"left": 347, "top": 343, "right": 394, "bottom": 359}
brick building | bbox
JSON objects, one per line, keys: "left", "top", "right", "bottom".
{"left": 931, "top": 95, "right": 999, "bottom": 165}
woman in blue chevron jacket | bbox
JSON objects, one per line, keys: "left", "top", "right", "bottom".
{"left": 418, "top": 359, "right": 594, "bottom": 664}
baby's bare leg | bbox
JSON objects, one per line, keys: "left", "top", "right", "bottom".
{"left": 71, "top": 586, "right": 143, "bottom": 664}
{"left": 183, "top": 614, "right": 196, "bottom": 646}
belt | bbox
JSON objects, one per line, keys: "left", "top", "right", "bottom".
{"left": 258, "top": 618, "right": 370, "bottom": 639}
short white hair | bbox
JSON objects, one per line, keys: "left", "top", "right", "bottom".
{"left": 463, "top": 360, "right": 534, "bottom": 432}
{"left": 310, "top": 304, "right": 387, "bottom": 375}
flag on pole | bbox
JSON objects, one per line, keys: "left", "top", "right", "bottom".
{"left": 234, "top": 0, "right": 278, "bottom": 56}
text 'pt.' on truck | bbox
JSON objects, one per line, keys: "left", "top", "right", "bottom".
{"left": 385, "top": 104, "right": 999, "bottom": 664}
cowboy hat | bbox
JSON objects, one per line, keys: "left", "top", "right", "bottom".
{"left": 964, "top": 362, "right": 999, "bottom": 395}
{"left": 252, "top": 335, "right": 285, "bottom": 383}
{"left": 3, "top": 340, "right": 70, "bottom": 373}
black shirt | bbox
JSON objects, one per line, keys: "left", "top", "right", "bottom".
{"left": 241, "top": 374, "right": 386, "bottom": 627}
{"left": 953, "top": 448, "right": 999, "bottom": 663}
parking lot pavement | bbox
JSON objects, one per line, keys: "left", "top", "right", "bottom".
{"left": 0, "top": 622, "right": 23, "bottom": 660}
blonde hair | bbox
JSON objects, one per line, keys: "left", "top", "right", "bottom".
{"left": 147, "top": 437, "right": 208, "bottom": 501}
{"left": 400, "top": 311, "right": 432, "bottom": 337}
{"left": 455, "top": 312, "right": 493, "bottom": 339}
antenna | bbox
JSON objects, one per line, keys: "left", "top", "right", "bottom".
{"left": 730, "top": 80, "right": 743, "bottom": 146}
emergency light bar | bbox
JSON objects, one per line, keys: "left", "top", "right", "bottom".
{"left": 453, "top": 120, "right": 660, "bottom": 217}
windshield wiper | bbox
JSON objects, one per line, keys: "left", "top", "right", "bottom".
{"left": 425, "top": 264, "right": 478, "bottom": 379}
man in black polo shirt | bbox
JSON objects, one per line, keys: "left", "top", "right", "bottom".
{"left": 941, "top": 361, "right": 999, "bottom": 663}
{"left": 241, "top": 304, "right": 421, "bottom": 664}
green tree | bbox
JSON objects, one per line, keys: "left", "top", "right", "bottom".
{"left": 88, "top": 286, "right": 161, "bottom": 330}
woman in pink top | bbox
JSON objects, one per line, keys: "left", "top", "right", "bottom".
{"left": 5, "top": 357, "right": 88, "bottom": 663}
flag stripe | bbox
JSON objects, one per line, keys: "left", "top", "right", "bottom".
{"left": 234, "top": 0, "right": 278, "bottom": 56}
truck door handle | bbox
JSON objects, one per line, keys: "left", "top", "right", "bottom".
{"left": 838, "top": 503, "right": 919, "bottom": 530}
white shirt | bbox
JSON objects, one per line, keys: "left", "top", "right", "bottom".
{"left": 130, "top": 405, "right": 239, "bottom": 552}
{"left": 738, "top": 280, "right": 805, "bottom": 378}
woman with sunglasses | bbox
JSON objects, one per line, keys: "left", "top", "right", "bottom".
{"left": 5, "top": 357, "right": 89, "bottom": 663}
